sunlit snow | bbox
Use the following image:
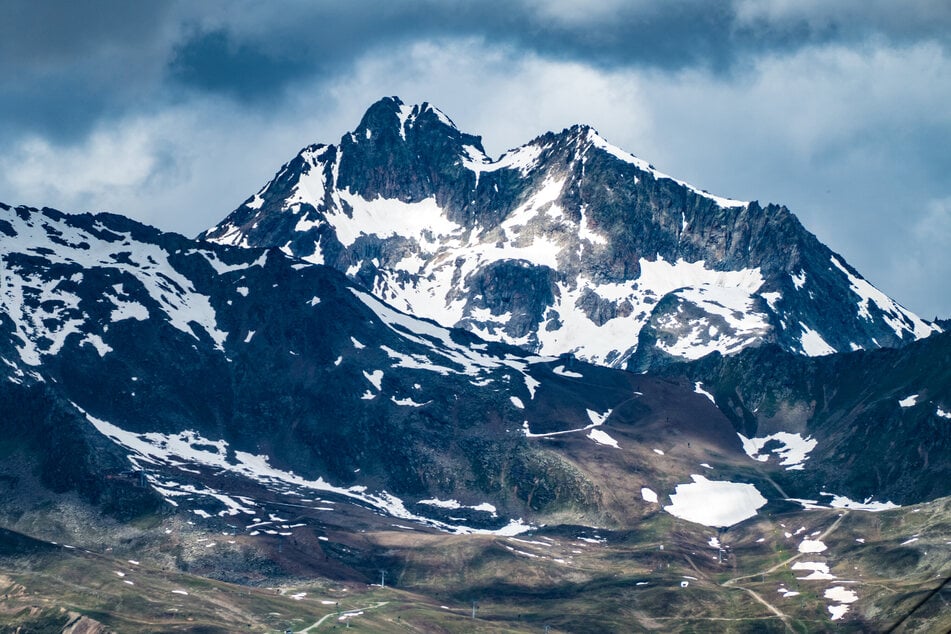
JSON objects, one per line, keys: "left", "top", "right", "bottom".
{"left": 663, "top": 475, "right": 767, "bottom": 527}
{"left": 792, "top": 561, "right": 836, "bottom": 580}
{"left": 798, "top": 539, "right": 827, "bottom": 553}
{"left": 587, "top": 428, "right": 620, "bottom": 448}
{"left": 799, "top": 322, "right": 836, "bottom": 356}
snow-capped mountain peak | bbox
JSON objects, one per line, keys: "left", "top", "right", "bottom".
{"left": 202, "top": 98, "right": 940, "bottom": 368}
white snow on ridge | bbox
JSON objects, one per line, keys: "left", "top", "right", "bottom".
{"left": 82, "top": 408, "right": 531, "bottom": 536}
{"left": 285, "top": 147, "right": 330, "bottom": 212}
{"left": 663, "top": 475, "right": 767, "bottom": 527}
{"left": 333, "top": 191, "right": 462, "bottom": 249}
{"left": 830, "top": 255, "right": 936, "bottom": 341}
{"left": 937, "top": 407, "right": 951, "bottom": 419}
{"left": 485, "top": 143, "right": 544, "bottom": 177}
{"left": 0, "top": 210, "right": 228, "bottom": 365}
{"left": 586, "top": 130, "right": 748, "bottom": 209}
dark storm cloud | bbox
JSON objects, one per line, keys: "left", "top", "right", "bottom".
{"left": 161, "top": 0, "right": 951, "bottom": 103}
{"left": 7, "top": 0, "right": 950, "bottom": 135}
{"left": 0, "top": 0, "right": 174, "bottom": 141}
{"left": 169, "top": 29, "right": 313, "bottom": 101}
{"left": 166, "top": 2, "right": 738, "bottom": 101}
{"left": 0, "top": 0, "right": 170, "bottom": 63}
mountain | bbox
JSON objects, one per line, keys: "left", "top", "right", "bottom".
{"left": 0, "top": 202, "right": 758, "bottom": 534}
{"left": 202, "top": 96, "right": 940, "bottom": 370}
{"left": 2, "top": 202, "right": 950, "bottom": 631}
{"left": 658, "top": 331, "right": 951, "bottom": 506}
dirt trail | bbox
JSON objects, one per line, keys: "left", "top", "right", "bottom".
{"left": 725, "top": 510, "right": 849, "bottom": 586}
{"left": 718, "top": 510, "right": 851, "bottom": 632}
{"left": 299, "top": 600, "right": 389, "bottom": 632}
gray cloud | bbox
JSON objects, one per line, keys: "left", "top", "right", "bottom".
{"left": 5, "top": 0, "right": 950, "bottom": 138}
{"left": 0, "top": 0, "right": 175, "bottom": 141}
{"left": 162, "top": 0, "right": 951, "bottom": 103}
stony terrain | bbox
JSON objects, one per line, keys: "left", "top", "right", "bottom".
{"left": 0, "top": 100, "right": 948, "bottom": 632}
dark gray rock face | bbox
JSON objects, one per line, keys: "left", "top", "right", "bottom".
{"left": 658, "top": 331, "right": 951, "bottom": 505}
{"left": 203, "top": 97, "right": 939, "bottom": 369}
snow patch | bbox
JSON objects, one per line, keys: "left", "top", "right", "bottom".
{"left": 826, "top": 494, "right": 899, "bottom": 512}
{"left": 587, "top": 428, "right": 620, "bottom": 448}
{"left": 798, "top": 539, "right": 827, "bottom": 553}
{"left": 81, "top": 334, "right": 112, "bottom": 357}
{"left": 792, "top": 561, "right": 836, "bottom": 580}
{"left": 363, "top": 370, "right": 383, "bottom": 391}
{"left": 899, "top": 394, "right": 918, "bottom": 408}
{"left": 738, "top": 432, "right": 817, "bottom": 470}
{"left": 799, "top": 322, "right": 836, "bottom": 356}
{"left": 553, "top": 365, "right": 583, "bottom": 378}
{"left": 830, "top": 255, "right": 936, "bottom": 340}
{"left": 663, "top": 475, "right": 767, "bottom": 527}
{"left": 694, "top": 382, "right": 715, "bottom": 404}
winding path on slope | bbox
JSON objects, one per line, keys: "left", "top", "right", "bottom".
{"left": 719, "top": 510, "right": 851, "bottom": 633}
{"left": 298, "top": 600, "right": 389, "bottom": 632}
{"left": 724, "top": 510, "right": 850, "bottom": 586}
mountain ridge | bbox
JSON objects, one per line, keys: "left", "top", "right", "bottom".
{"left": 202, "top": 96, "right": 939, "bottom": 369}
{"left": 3, "top": 200, "right": 950, "bottom": 631}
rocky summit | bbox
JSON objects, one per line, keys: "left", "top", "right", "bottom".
{"left": 204, "top": 96, "right": 939, "bottom": 369}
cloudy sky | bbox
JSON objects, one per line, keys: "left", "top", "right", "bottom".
{"left": 2, "top": 0, "right": 949, "bottom": 318}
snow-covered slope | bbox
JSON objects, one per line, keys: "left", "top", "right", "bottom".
{"left": 203, "top": 97, "right": 939, "bottom": 368}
